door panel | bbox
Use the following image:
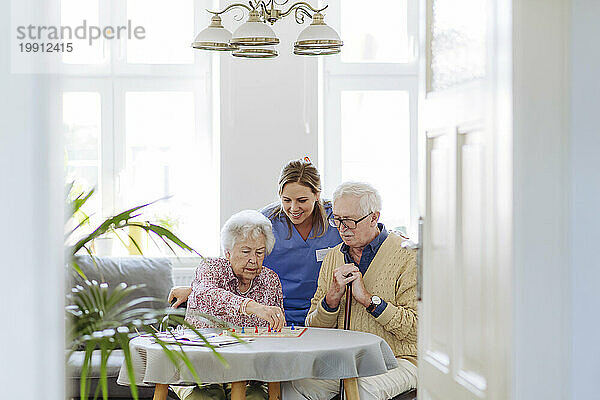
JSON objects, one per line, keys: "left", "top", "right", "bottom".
{"left": 420, "top": 108, "right": 489, "bottom": 399}
{"left": 418, "top": 0, "right": 509, "bottom": 398}
{"left": 425, "top": 131, "right": 454, "bottom": 371}
{"left": 456, "top": 127, "right": 488, "bottom": 395}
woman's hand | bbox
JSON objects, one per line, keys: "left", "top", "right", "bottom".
{"left": 245, "top": 300, "right": 286, "bottom": 331}
{"left": 324, "top": 263, "right": 360, "bottom": 309}
{"left": 168, "top": 286, "right": 192, "bottom": 308}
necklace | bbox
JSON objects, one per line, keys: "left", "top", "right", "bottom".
{"left": 238, "top": 280, "right": 253, "bottom": 295}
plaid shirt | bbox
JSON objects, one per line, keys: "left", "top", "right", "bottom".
{"left": 185, "top": 257, "right": 284, "bottom": 328}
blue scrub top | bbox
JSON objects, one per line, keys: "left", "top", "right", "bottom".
{"left": 261, "top": 202, "right": 342, "bottom": 326}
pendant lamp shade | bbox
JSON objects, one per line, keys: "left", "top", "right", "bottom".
{"left": 231, "top": 10, "right": 280, "bottom": 46}
{"left": 232, "top": 46, "right": 278, "bottom": 58}
{"left": 294, "top": 13, "right": 342, "bottom": 50}
{"left": 192, "top": 15, "right": 235, "bottom": 51}
{"left": 293, "top": 46, "right": 341, "bottom": 56}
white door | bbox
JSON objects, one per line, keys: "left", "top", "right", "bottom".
{"left": 417, "top": 0, "right": 512, "bottom": 399}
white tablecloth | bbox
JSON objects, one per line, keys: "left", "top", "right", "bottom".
{"left": 117, "top": 327, "right": 398, "bottom": 386}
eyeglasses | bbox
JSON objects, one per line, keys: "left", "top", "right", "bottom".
{"left": 328, "top": 212, "right": 372, "bottom": 229}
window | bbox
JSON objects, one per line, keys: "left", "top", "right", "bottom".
{"left": 63, "top": 91, "right": 101, "bottom": 219}
{"left": 61, "top": 0, "right": 219, "bottom": 256}
{"left": 321, "top": 0, "right": 419, "bottom": 237}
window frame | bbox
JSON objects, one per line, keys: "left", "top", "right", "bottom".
{"left": 320, "top": 0, "right": 420, "bottom": 238}
{"left": 59, "top": 0, "right": 219, "bottom": 255}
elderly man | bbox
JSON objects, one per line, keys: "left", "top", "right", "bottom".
{"left": 282, "top": 182, "right": 417, "bottom": 400}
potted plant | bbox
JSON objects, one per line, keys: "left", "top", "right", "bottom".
{"left": 65, "top": 185, "right": 227, "bottom": 400}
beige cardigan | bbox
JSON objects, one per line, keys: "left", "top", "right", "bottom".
{"left": 305, "top": 233, "right": 418, "bottom": 365}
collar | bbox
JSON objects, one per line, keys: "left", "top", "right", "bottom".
{"left": 225, "top": 260, "right": 263, "bottom": 293}
{"left": 224, "top": 259, "right": 237, "bottom": 283}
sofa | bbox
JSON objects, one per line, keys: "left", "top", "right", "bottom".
{"left": 67, "top": 256, "right": 180, "bottom": 400}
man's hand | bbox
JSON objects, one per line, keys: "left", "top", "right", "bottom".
{"left": 168, "top": 286, "right": 192, "bottom": 308}
{"left": 324, "top": 263, "right": 360, "bottom": 309}
{"left": 350, "top": 272, "right": 372, "bottom": 307}
{"left": 245, "top": 301, "right": 286, "bottom": 331}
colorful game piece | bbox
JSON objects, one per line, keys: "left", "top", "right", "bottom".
{"left": 220, "top": 326, "right": 307, "bottom": 338}
{"left": 291, "top": 324, "right": 295, "bottom": 330}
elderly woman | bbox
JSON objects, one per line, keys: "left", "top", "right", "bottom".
{"left": 172, "top": 210, "right": 285, "bottom": 400}
{"left": 170, "top": 159, "right": 342, "bottom": 327}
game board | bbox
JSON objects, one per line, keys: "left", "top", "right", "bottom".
{"left": 221, "top": 326, "right": 308, "bottom": 338}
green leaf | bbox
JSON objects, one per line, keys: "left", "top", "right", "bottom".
{"left": 117, "top": 332, "right": 139, "bottom": 400}
{"left": 71, "top": 261, "right": 88, "bottom": 281}
{"left": 148, "top": 331, "right": 181, "bottom": 366}
{"left": 65, "top": 213, "right": 90, "bottom": 242}
{"left": 73, "top": 188, "right": 95, "bottom": 215}
{"left": 71, "top": 197, "right": 172, "bottom": 255}
{"left": 102, "top": 283, "right": 140, "bottom": 311}
{"left": 65, "top": 185, "right": 93, "bottom": 220}
{"left": 127, "top": 222, "right": 200, "bottom": 256}
{"left": 168, "top": 315, "right": 229, "bottom": 367}
{"left": 99, "top": 341, "right": 111, "bottom": 400}
{"left": 127, "top": 232, "right": 143, "bottom": 255}
{"left": 80, "top": 340, "right": 95, "bottom": 400}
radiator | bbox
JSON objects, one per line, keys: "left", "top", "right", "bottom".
{"left": 171, "top": 268, "right": 195, "bottom": 286}
{"left": 170, "top": 257, "right": 202, "bottom": 286}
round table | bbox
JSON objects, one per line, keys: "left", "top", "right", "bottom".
{"left": 117, "top": 327, "right": 398, "bottom": 400}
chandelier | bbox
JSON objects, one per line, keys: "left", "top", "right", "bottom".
{"left": 191, "top": 1, "right": 343, "bottom": 59}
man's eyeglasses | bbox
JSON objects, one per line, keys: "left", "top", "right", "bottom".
{"left": 328, "top": 212, "right": 372, "bottom": 229}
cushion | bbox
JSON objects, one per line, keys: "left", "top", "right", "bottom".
{"left": 67, "top": 350, "right": 124, "bottom": 379}
{"left": 71, "top": 256, "right": 174, "bottom": 310}
{"left": 66, "top": 350, "right": 176, "bottom": 399}
{"left": 68, "top": 256, "right": 175, "bottom": 399}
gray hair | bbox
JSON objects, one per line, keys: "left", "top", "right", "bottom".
{"left": 332, "top": 181, "right": 382, "bottom": 215}
{"left": 220, "top": 210, "right": 276, "bottom": 254}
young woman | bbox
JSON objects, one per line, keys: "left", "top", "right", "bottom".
{"left": 260, "top": 159, "right": 342, "bottom": 326}
{"left": 169, "top": 159, "right": 342, "bottom": 327}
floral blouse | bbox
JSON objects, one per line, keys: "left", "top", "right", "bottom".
{"left": 185, "top": 257, "right": 284, "bottom": 328}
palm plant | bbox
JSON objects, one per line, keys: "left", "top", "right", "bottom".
{"left": 65, "top": 185, "right": 228, "bottom": 400}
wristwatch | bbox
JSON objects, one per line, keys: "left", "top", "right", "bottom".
{"left": 366, "top": 295, "right": 382, "bottom": 313}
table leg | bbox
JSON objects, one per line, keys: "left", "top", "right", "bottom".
{"left": 268, "top": 382, "right": 281, "bottom": 400}
{"left": 343, "top": 378, "right": 360, "bottom": 400}
{"left": 153, "top": 383, "right": 169, "bottom": 400}
{"left": 231, "top": 381, "right": 247, "bottom": 400}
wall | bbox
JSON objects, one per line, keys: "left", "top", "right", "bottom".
{"left": 0, "top": 0, "right": 64, "bottom": 397}
{"left": 219, "top": 14, "right": 319, "bottom": 227}
{"left": 570, "top": 0, "right": 600, "bottom": 398}
{"left": 512, "top": 0, "right": 571, "bottom": 399}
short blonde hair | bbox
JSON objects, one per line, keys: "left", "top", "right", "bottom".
{"left": 221, "top": 210, "right": 275, "bottom": 254}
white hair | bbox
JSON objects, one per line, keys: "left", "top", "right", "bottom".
{"left": 220, "top": 210, "right": 276, "bottom": 254}
{"left": 332, "top": 181, "right": 382, "bottom": 215}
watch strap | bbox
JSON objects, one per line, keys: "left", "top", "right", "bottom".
{"left": 366, "top": 299, "right": 377, "bottom": 313}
